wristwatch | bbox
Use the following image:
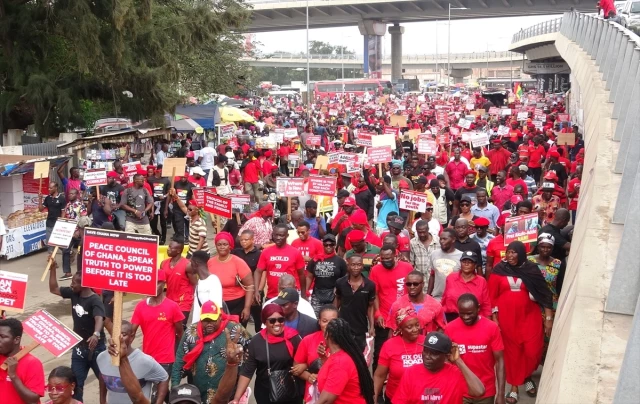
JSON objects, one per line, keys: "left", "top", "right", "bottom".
{"left": 93, "top": 331, "right": 101, "bottom": 338}
{"left": 545, "top": 316, "right": 554, "bottom": 321}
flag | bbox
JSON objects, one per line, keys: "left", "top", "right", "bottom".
{"left": 514, "top": 82, "right": 523, "bottom": 100}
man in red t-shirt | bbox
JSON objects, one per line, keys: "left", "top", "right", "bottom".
{"left": 131, "top": 270, "right": 185, "bottom": 369}
{"left": 291, "top": 221, "right": 323, "bottom": 263}
{"left": 445, "top": 293, "right": 505, "bottom": 403}
{"left": 255, "top": 225, "right": 306, "bottom": 300}
{"left": 0, "top": 318, "right": 45, "bottom": 404}
{"left": 242, "top": 152, "right": 263, "bottom": 204}
{"left": 369, "top": 245, "right": 414, "bottom": 371}
{"left": 527, "top": 136, "right": 546, "bottom": 183}
{"left": 393, "top": 331, "right": 486, "bottom": 404}
{"left": 486, "top": 139, "right": 512, "bottom": 179}
{"left": 161, "top": 239, "right": 194, "bottom": 322}
{"left": 379, "top": 215, "right": 410, "bottom": 259}
{"left": 332, "top": 196, "right": 358, "bottom": 235}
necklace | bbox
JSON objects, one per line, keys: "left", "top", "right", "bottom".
{"left": 216, "top": 254, "right": 232, "bottom": 263}
{"left": 401, "top": 337, "right": 420, "bottom": 356}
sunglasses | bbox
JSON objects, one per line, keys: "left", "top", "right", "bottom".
{"left": 426, "top": 208, "right": 434, "bottom": 211}
{"left": 267, "top": 317, "right": 285, "bottom": 325}
{"left": 405, "top": 282, "right": 423, "bottom": 287}
{"left": 323, "top": 242, "right": 336, "bottom": 247}
{"left": 422, "top": 166, "right": 430, "bottom": 170}
{"left": 46, "top": 384, "right": 70, "bottom": 394}
{"left": 460, "top": 203, "right": 471, "bottom": 207}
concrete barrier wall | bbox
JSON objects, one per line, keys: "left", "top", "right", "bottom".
{"left": 536, "top": 30, "right": 630, "bottom": 404}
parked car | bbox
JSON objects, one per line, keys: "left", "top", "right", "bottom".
{"left": 620, "top": 0, "right": 640, "bottom": 35}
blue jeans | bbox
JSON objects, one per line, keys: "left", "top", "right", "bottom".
{"left": 71, "top": 340, "right": 105, "bottom": 402}
{"left": 112, "top": 209, "right": 126, "bottom": 231}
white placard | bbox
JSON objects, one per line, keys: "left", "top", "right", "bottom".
{"left": 399, "top": 190, "right": 429, "bottom": 213}
{"left": 470, "top": 132, "right": 490, "bottom": 148}
{"left": 47, "top": 218, "right": 78, "bottom": 248}
{"left": 517, "top": 112, "right": 529, "bottom": 120}
{"left": 283, "top": 128, "right": 298, "bottom": 139}
{"left": 83, "top": 169, "right": 107, "bottom": 187}
{"left": 497, "top": 126, "right": 510, "bottom": 136}
{"left": 458, "top": 118, "right": 472, "bottom": 130}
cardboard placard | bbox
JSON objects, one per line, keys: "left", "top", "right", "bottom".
{"left": 504, "top": 213, "right": 539, "bottom": 245}
{"left": 407, "top": 129, "right": 421, "bottom": 141}
{"left": 203, "top": 192, "right": 232, "bottom": 219}
{"left": 470, "top": 132, "right": 490, "bottom": 148}
{"left": 81, "top": 228, "right": 159, "bottom": 295}
{"left": 307, "top": 176, "right": 337, "bottom": 196}
{"left": 371, "top": 134, "right": 397, "bottom": 150}
{"left": 33, "top": 161, "right": 50, "bottom": 179}
{"left": 0, "top": 271, "right": 28, "bottom": 313}
{"left": 161, "top": 158, "right": 187, "bottom": 177}
{"left": 356, "top": 132, "right": 374, "bottom": 147}
{"left": 272, "top": 129, "right": 284, "bottom": 143}
{"left": 465, "top": 103, "right": 475, "bottom": 110}
{"left": 23, "top": 310, "right": 82, "bottom": 357}
{"left": 556, "top": 132, "right": 576, "bottom": 146}
{"left": 276, "top": 177, "right": 305, "bottom": 197}
{"left": 47, "top": 218, "right": 78, "bottom": 248}
{"left": 83, "top": 168, "right": 107, "bottom": 187}
{"left": 314, "top": 155, "right": 329, "bottom": 170}
{"left": 284, "top": 128, "right": 298, "bottom": 139}
{"left": 288, "top": 154, "right": 300, "bottom": 169}
{"left": 390, "top": 115, "right": 407, "bottom": 127}
{"left": 399, "top": 190, "right": 430, "bottom": 213}
{"left": 367, "top": 146, "right": 393, "bottom": 164}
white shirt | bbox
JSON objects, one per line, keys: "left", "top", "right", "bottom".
{"left": 431, "top": 165, "right": 445, "bottom": 177}
{"left": 199, "top": 147, "right": 217, "bottom": 170}
{"left": 411, "top": 217, "right": 442, "bottom": 242}
{"left": 192, "top": 274, "right": 223, "bottom": 324}
{"left": 262, "top": 296, "right": 317, "bottom": 324}
{"left": 156, "top": 150, "right": 167, "bottom": 166}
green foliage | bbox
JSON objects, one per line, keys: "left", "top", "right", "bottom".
{"left": 0, "top": 0, "right": 252, "bottom": 137}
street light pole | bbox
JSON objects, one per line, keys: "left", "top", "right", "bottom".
{"left": 435, "top": 20, "right": 439, "bottom": 94}
{"left": 447, "top": 4, "right": 451, "bottom": 88}
{"left": 306, "top": 0, "right": 310, "bottom": 108}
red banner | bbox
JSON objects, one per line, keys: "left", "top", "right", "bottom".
{"left": 192, "top": 187, "right": 216, "bottom": 207}
{"left": 306, "top": 135, "right": 321, "bottom": 146}
{"left": 504, "top": 213, "right": 539, "bottom": 245}
{"left": 81, "top": 228, "right": 159, "bottom": 295}
{"left": 367, "top": 146, "right": 393, "bottom": 164}
{"left": 307, "top": 176, "right": 337, "bottom": 197}
{"left": 356, "top": 132, "right": 373, "bottom": 147}
{"left": 277, "top": 178, "right": 305, "bottom": 197}
{"left": 557, "top": 113, "right": 570, "bottom": 122}
{"left": 203, "top": 192, "right": 232, "bottom": 218}
{"left": 0, "top": 270, "right": 28, "bottom": 313}
{"left": 23, "top": 310, "right": 82, "bottom": 357}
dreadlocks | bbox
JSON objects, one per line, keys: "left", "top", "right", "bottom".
{"left": 325, "top": 318, "right": 375, "bottom": 404}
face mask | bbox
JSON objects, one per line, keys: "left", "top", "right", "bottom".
{"left": 381, "top": 260, "right": 395, "bottom": 270}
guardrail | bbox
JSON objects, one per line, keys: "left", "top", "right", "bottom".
{"left": 258, "top": 51, "right": 520, "bottom": 61}
{"left": 511, "top": 17, "right": 562, "bottom": 43}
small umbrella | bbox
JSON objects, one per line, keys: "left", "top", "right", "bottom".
{"left": 167, "top": 114, "right": 204, "bottom": 133}
{"left": 219, "top": 106, "right": 256, "bottom": 123}
{"left": 220, "top": 98, "right": 252, "bottom": 108}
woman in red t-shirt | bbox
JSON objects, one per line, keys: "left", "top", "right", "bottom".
{"left": 373, "top": 308, "right": 425, "bottom": 404}
{"left": 292, "top": 306, "right": 339, "bottom": 403}
{"left": 317, "top": 318, "right": 374, "bottom": 404}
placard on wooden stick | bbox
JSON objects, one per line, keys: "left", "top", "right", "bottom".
{"left": 33, "top": 161, "right": 50, "bottom": 179}
{"left": 556, "top": 132, "right": 576, "bottom": 146}
{"left": 390, "top": 115, "right": 407, "bottom": 127}
{"left": 161, "top": 158, "right": 187, "bottom": 188}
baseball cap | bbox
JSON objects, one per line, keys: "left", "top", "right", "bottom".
{"left": 200, "top": 301, "right": 221, "bottom": 321}
{"left": 476, "top": 165, "right": 488, "bottom": 173}
{"left": 107, "top": 171, "right": 119, "bottom": 179}
{"left": 543, "top": 171, "right": 558, "bottom": 181}
{"left": 322, "top": 234, "right": 337, "bottom": 244}
{"left": 388, "top": 215, "right": 406, "bottom": 230}
{"left": 420, "top": 331, "right": 452, "bottom": 354}
{"left": 460, "top": 250, "right": 478, "bottom": 263}
{"left": 191, "top": 167, "right": 205, "bottom": 176}
{"left": 273, "top": 288, "right": 299, "bottom": 305}
{"left": 343, "top": 197, "right": 356, "bottom": 206}
{"left": 496, "top": 212, "right": 511, "bottom": 228}
{"left": 460, "top": 195, "right": 472, "bottom": 204}
{"left": 518, "top": 164, "right": 529, "bottom": 172}
{"left": 169, "top": 384, "right": 201, "bottom": 404}
{"left": 346, "top": 230, "right": 365, "bottom": 243}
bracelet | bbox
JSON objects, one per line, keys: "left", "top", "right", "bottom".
{"left": 226, "top": 362, "right": 239, "bottom": 367}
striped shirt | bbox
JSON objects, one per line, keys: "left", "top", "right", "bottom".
{"left": 188, "top": 218, "right": 209, "bottom": 255}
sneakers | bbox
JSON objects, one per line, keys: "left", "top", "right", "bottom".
{"left": 59, "top": 273, "right": 73, "bottom": 281}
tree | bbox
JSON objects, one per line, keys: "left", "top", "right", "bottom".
{"left": 0, "top": 0, "right": 252, "bottom": 137}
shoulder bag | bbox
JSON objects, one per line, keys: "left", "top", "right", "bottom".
{"left": 266, "top": 337, "right": 299, "bottom": 402}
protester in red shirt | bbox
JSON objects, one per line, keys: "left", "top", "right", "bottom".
{"left": 486, "top": 139, "right": 512, "bottom": 179}
{"left": 374, "top": 308, "right": 426, "bottom": 403}
{"left": 241, "top": 151, "right": 262, "bottom": 204}
{"left": 332, "top": 196, "right": 359, "bottom": 235}
{"left": 506, "top": 166, "right": 528, "bottom": 201}
{"left": 344, "top": 209, "right": 382, "bottom": 251}
{"left": 369, "top": 245, "right": 414, "bottom": 371}
{"left": 317, "top": 318, "right": 374, "bottom": 404}
{"left": 485, "top": 212, "right": 511, "bottom": 278}
{"left": 291, "top": 221, "right": 324, "bottom": 263}
{"left": 490, "top": 172, "right": 514, "bottom": 211}
{"left": 388, "top": 271, "right": 446, "bottom": 334}
{"left": 445, "top": 293, "right": 505, "bottom": 403}
{"left": 255, "top": 224, "right": 306, "bottom": 300}
{"left": 161, "top": 238, "right": 193, "bottom": 322}
{"left": 527, "top": 136, "right": 546, "bottom": 183}
{"left": 262, "top": 151, "right": 278, "bottom": 176}
{"left": 445, "top": 148, "right": 468, "bottom": 190}
{"left": 0, "top": 318, "right": 45, "bottom": 404}
{"left": 393, "top": 331, "right": 485, "bottom": 404}
{"left": 131, "top": 270, "right": 185, "bottom": 368}
{"left": 441, "top": 251, "right": 491, "bottom": 322}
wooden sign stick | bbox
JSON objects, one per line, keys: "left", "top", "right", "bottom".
{"left": 41, "top": 247, "right": 59, "bottom": 282}
{"left": 0, "top": 341, "right": 40, "bottom": 370}
{"left": 111, "top": 291, "right": 123, "bottom": 366}
{"left": 216, "top": 215, "right": 221, "bottom": 234}
{"left": 170, "top": 167, "right": 176, "bottom": 190}
{"left": 379, "top": 164, "right": 383, "bottom": 179}
{"left": 235, "top": 212, "right": 241, "bottom": 226}
{"left": 287, "top": 197, "right": 291, "bottom": 216}
{"left": 38, "top": 173, "right": 43, "bottom": 195}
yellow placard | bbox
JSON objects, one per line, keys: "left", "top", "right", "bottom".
{"left": 33, "top": 161, "right": 50, "bottom": 179}
{"left": 161, "top": 158, "right": 187, "bottom": 177}
{"left": 314, "top": 155, "right": 329, "bottom": 170}
{"left": 407, "top": 129, "right": 421, "bottom": 141}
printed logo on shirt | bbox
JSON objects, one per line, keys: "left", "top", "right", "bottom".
{"left": 507, "top": 276, "right": 522, "bottom": 292}
{"left": 269, "top": 256, "right": 290, "bottom": 262}
{"left": 73, "top": 304, "right": 88, "bottom": 317}
{"left": 401, "top": 353, "right": 423, "bottom": 367}
{"left": 421, "top": 388, "right": 443, "bottom": 403}
{"left": 157, "top": 312, "right": 167, "bottom": 321}
{"left": 396, "top": 277, "right": 405, "bottom": 299}
{"left": 457, "top": 344, "right": 487, "bottom": 355}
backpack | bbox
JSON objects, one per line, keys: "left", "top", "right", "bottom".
{"left": 211, "top": 168, "right": 229, "bottom": 187}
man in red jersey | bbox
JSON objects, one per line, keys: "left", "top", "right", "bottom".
{"left": 369, "top": 244, "right": 414, "bottom": 371}
{"left": 254, "top": 224, "right": 306, "bottom": 301}
{"left": 161, "top": 238, "right": 193, "bottom": 326}
{"left": 291, "top": 221, "right": 323, "bottom": 265}
{"left": 446, "top": 293, "right": 505, "bottom": 404}
{"left": 394, "top": 331, "right": 485, "bottom": 404}
{"left": 0, "top": 318, "right": 45, "bottom": 404}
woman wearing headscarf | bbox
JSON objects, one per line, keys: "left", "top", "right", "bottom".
{"left": 232, "top": 304, "right": 303, "bottom": 404}
{"left": 207, "top": 232, "right": 255, "bottom": 326}
{"left": 317, "top": 318, "right": 374, "bottom": 404}
{"left": 373, "top": 308, "right": 425, "bottom": 404}
{"left": 489, "top": 241, "right": 554, "bottom": 404}
{"left": 239, "top": 202, "right": 274, "bottom": 248}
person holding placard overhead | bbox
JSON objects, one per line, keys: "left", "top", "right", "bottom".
{"left": 59, "top": 188, "right": 88, "bottom": 280}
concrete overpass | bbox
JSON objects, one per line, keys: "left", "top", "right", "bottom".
{"left": 508, "top": 12, "right": 640, "bottom": 404}
{"left": 246, "top": 0, "right": 594, "bottom": 32}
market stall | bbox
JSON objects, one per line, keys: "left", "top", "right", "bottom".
{"left": 0, "top": 154, "right": 71, "bottom": 259}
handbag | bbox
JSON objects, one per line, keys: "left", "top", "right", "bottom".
{"left": 312, "top": 288, "right": 335, "bottom": 305}
{"left": 266, "top": 337, "right": 299, "bottom": 403}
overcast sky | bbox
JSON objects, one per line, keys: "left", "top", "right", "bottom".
{"left": 253, "top": 14, "right": 559, "bottom": 55}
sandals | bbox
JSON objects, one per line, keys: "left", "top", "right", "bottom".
{"left": 525, "top": 378, "right": 538, "bottom": 397}
{"left": 506, "top": 391, "right": 518, "bottom": 404}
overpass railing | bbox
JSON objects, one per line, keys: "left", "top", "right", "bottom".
{"left": 511, "top": 17, "right": 562, "bottom": 42}
{"left": 259, "top": 51, "right": 520, "bottom": 61}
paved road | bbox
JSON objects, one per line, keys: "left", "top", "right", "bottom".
{"left": 2, "top": 246, "right": 537, "bottom": 404}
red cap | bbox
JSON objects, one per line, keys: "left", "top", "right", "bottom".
{"left": 398, "top": 180, "right": 410, "bottom": 190}
{"left": 464, "top": 169, "right": 477, "bottom": 177}
{"left": 549, "top": 150, "right": 560, "bottom": 159}
{"left": 188, "top": 199, "right": 199, "bottom": 208}
{"left": 510, "top": 194, "right": 524, "bottom": 204}
{"left": 544, "top": 171, "right": 558, "bottom": 181}
{"left": 343, "top": 197, "right": 356, "bottom": 206}
{"left": 107, "top": 171, "right": 119, "bottom": 179}
{"left": 346, "top": 230, "right": 366, "bottom": 243}
{"left": 473, "top": 217, "right": 490, "bottom": 227}
{"left": 497, "top": 212, "right": 511, "bottom": 228}
{"left": 264, "top": 150, "right": 273, "bottom": 158}
{"left": 350, "top": 209, "right": 369, "bottom": 225}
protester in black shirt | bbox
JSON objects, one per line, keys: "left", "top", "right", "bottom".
{"left": 87, "top": 187, "right": 112, "bottom": 228}
{"left": 232, "top": 229, "right": 263, "bottom": 333}
{"left": 453, "top": 218, "right": 483, "bottom": 272}
{"left": 39, "top": 182, "right": 65, "bottom": 254}
{"left": 167, "top": 175, "right": 193, "bottom": 240}
{"left": 334, "top": 255, "right": 376, "bottom": 351}
{"left": 102, "top": 171, "right": 126, "bottom": 230}
{"left": 307, "top": 234, "right": 347, "bottom": 316}
{"left": 147, "top": 167, "right": 170, "bottom": 244}
{"left": 48, "top": 261, "right": 105, "bottom": 403}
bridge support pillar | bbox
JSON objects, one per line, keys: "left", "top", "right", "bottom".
{"left": 358, "top": 20, "right": 385, "bottom": 79}
{"left": 388, "top": 24, "right": 405, "bottom": 82}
